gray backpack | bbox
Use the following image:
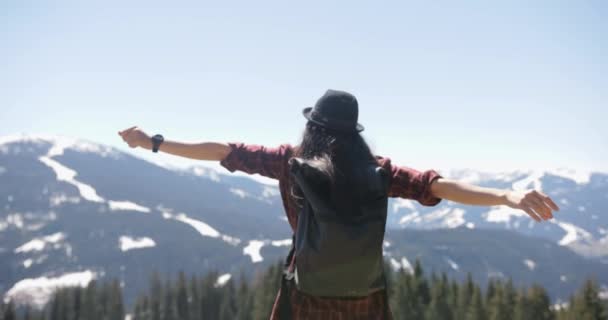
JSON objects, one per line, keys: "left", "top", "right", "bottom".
{"left": 288, "top": 157, "right": 390, "bottom": 297}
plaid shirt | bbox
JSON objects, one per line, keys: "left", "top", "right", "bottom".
{"left": 220, "top": 142, "right": 443, "bottom": 319}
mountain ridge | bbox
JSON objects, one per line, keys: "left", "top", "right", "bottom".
{"left": 1, "top": 133, "right": 606, "bottom": 307}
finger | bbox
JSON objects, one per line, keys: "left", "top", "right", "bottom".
{"left": 121, "top": 126, "right": 138, "bottom": 137}
{"left": 535, "top": 190, "right": 560, "bottom": 211}
{"left": 522, "top": 207, "right": 541, "bottom": 222}
{"left": 124, "top": 129, "right": 137, "bottom": 141}
{"left": 119, "top": 126, "right": 137, "bottom": 135}
{"left": 526, "top": 197, "right": 553, "bottom": 220}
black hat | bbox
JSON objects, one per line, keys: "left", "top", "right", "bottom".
{"left": 302, "top": 89, "right": 364, "bottom": 133}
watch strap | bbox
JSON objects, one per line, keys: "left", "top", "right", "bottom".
{"left": 151, "top": 134, "right": 164, "bottom": 153}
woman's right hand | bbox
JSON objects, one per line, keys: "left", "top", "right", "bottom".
{"left": 118, "top": 126, "right": 151, "bottom": 149}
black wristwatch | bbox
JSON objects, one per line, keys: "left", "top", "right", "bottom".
{"left": 151, "top": 134, "right": 164, "bottom": 153}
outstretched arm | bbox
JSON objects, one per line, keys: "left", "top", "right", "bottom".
{"left": 430, "top": 178, "right": 560, "bottom": 222}
{"left": 118, "top": 126, "right": 231, "bottom": 161}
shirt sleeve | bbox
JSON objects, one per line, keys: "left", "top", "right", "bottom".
{"left": 385, "top": 160, "right": 443, "bottom": 206}
{"left": 219, "top": 142, "right": 293, "bottom": 180}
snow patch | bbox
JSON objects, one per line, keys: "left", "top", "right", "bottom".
{"left": 523, "top": 259, "right": 536, "bottom": 271}
{"left": 0, "top": 134, "right": 119, "bottom": 158}
{"left": 15, "top": 233, "right": 66, "bottom": 253}
{"left": 421, "top": 207, "right": 466, "bottom": 228}
{"left": 443, "top": 208, "right": 466, "bottom": 228}
{"left": 215, "top": 274, "right": 232, "bottom": 287}
{"left": 262, "top": 186, "right": 280, "bottom": 198}
{"left": 389, "top": 258, "right": 401, "bottom": 271}
{"left": 4, "top": 270, "right": 96, "bottom": 308}
{"left": 401, "top": 257, "right": 414, "bottom": 274}
{"left": 243, "top": 240, "right": 265, "bottom": 263}
{"left": 399, "top": 212, "right": 420, "bottom": 225}
{"left": 445, "top": 257, "right": 459, "bottom": 271}
{"left": 174, "top": 213, "right": 221, "bottom": 238}
{"left": 108, "top": 201, "right": 151, "bottom": 213}
{"left": 271, "top": 239, "right": 292, "bottom": 247}
{"left": 119, "top": 236, "right": 156, "bottom": 251}
{"left": 546, "top": 168, "right": 592, "bottom": 185}
{"left": 484, "top": 206, "right": 526, "bottom": 226}
{"left": 230, "top": 188, "right": 248, "bottom": 199}
{"left": 49, "top": 194, "right": 80, "bottom": 207}
{"left": 0, "top": 214, "right": 24, "bottom": 231}
{"left": 39, "top": 156, "right": 104, "bottom": 202}
{"left": 383, "top": 240, "right": 391, "bottom": 248}
{"left": 23, "top": 259, "right": 33, "bottom": 268}
{"left": 512, "top": 170, "right": 543, "bottom": 191}
{"left": 552, "top": 220, "right": 593, "bottom": 246}
{"left": 190, "top": 166, "right": 221, "bottom": 182}
{"left": 393, "top": 199, "right": 417, "bottom": 213}
{"left": 167, "top": 212, "right": 240, "bottom": 246}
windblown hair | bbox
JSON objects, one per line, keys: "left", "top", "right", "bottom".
{"left": 290, "top": 121, "right": 376, "bottom": 207}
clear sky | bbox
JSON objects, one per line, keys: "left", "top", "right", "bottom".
{"left": 1, "top": 1, "right": 607, "bottom": 173}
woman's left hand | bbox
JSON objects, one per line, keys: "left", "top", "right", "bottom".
{"left": 504, "top": 189, "right": 560, "bottom": 222}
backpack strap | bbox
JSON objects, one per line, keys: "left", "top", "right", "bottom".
{"left": 271, "top": 234, "right": 296, "bottom": 320}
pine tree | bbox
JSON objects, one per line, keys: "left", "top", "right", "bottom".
{"left": 526, "top": 285, "right": 554, "bottom": 320}
{"left": 487, "top": 281, "right": 509, "bottom": 320}
{"left": 235, "top": 273, "right": 253, "bottom": 320}
{"left": 23, "top": 306, "right": 32, "bottom": 320}
{"left": 425, "top": 272, "right": 453, "bottom": 320}
{"left": 108, "top": 279, "right": 125, "bottom": 320}
{"left": 2, "top": 301, "right": 15, "bottom": 320}
{"left": 219, "top": 279, "right": 237, "bottom": 320}
{"left": 392, "top": 268, "right": 424, "bottom": 320}
{"left": 456, "top": 273, "right": 475, "bottom": 320}
{"left": 486, "top": 279, "right": 497, "bottom": 303}
{"left": 513, "top": 288, "right": 530, "bottom": 320}
{"left": 188, "top": 275, "right": 200, "bottom": 320}
{"left": 414, "top": 259, "right": 431, "bottom": 306}
{"left": 149, "top": 272, "right": 162, "bottom": 320}
{"left": 252, "top": 262, "right": 282, "bottom": 320}
{"left": 502, "top": 279, "right": 517, "bottom": 320}
{"left": 176, "top": 272, "right": 189, "bottom": 320}
{"left": 568, "top": 279, "right": 607, "bottom": 320}
{"left": 162, "top": 279, "right": 177, "bottom": 320}
{"left": 465, "top": 286, "right": 484, "bottom": 320}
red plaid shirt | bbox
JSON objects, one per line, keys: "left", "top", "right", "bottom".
{"left": 220, "top": 143, "right": 443, "bottom": 319}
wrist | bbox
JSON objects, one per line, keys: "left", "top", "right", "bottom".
{"left": 141, "top": 138, "right": 153, "bottom": 150}
{"left": 499, "top": 190, "right": 512, "bottom": 206}
{"left": 151, "top": 134, "right": 164, "bottom": 152}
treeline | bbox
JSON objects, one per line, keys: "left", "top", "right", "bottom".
{"left": 1, "top": 260, "right": 607, "bottom": 320}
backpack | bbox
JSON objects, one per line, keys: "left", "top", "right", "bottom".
{"left": 288, "top": 157, "right": 390, "bottom": 297}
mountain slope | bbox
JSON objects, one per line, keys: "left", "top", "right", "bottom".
{"left": 1, "top": 134, "right": 606, "bottom": 307}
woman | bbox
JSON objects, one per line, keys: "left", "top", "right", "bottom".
{"left": 118, "top": 89, "right": 559, "bottom": 319}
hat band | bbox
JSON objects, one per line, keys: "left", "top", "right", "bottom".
{"left": 310, "top": 110, "right": 358, "bottom": 132}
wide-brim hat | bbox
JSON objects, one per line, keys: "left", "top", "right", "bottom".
{"left": 302, "top": 89, "right": 364, "bottom": 133}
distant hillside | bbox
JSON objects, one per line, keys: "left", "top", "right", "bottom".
{"left": 1, "top": 134, "right": 606, "bottom": 307}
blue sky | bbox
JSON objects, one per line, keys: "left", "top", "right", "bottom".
{"left": 1, "top": 1, "right": 607, "bottom": 173}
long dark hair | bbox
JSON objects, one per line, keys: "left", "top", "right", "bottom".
{"left": 290, "top": 121, "right": 376, "bottom": 207}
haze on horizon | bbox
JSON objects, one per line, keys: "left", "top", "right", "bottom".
{"left": 1, "top": 1, "right": 606, "bottom": 174}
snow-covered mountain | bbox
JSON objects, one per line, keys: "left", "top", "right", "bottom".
{"left": 0, "top": 134, "right": 606, "bottom": 307}
{"left": 390, "top": 167, "right": 608, "bottom": 258}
